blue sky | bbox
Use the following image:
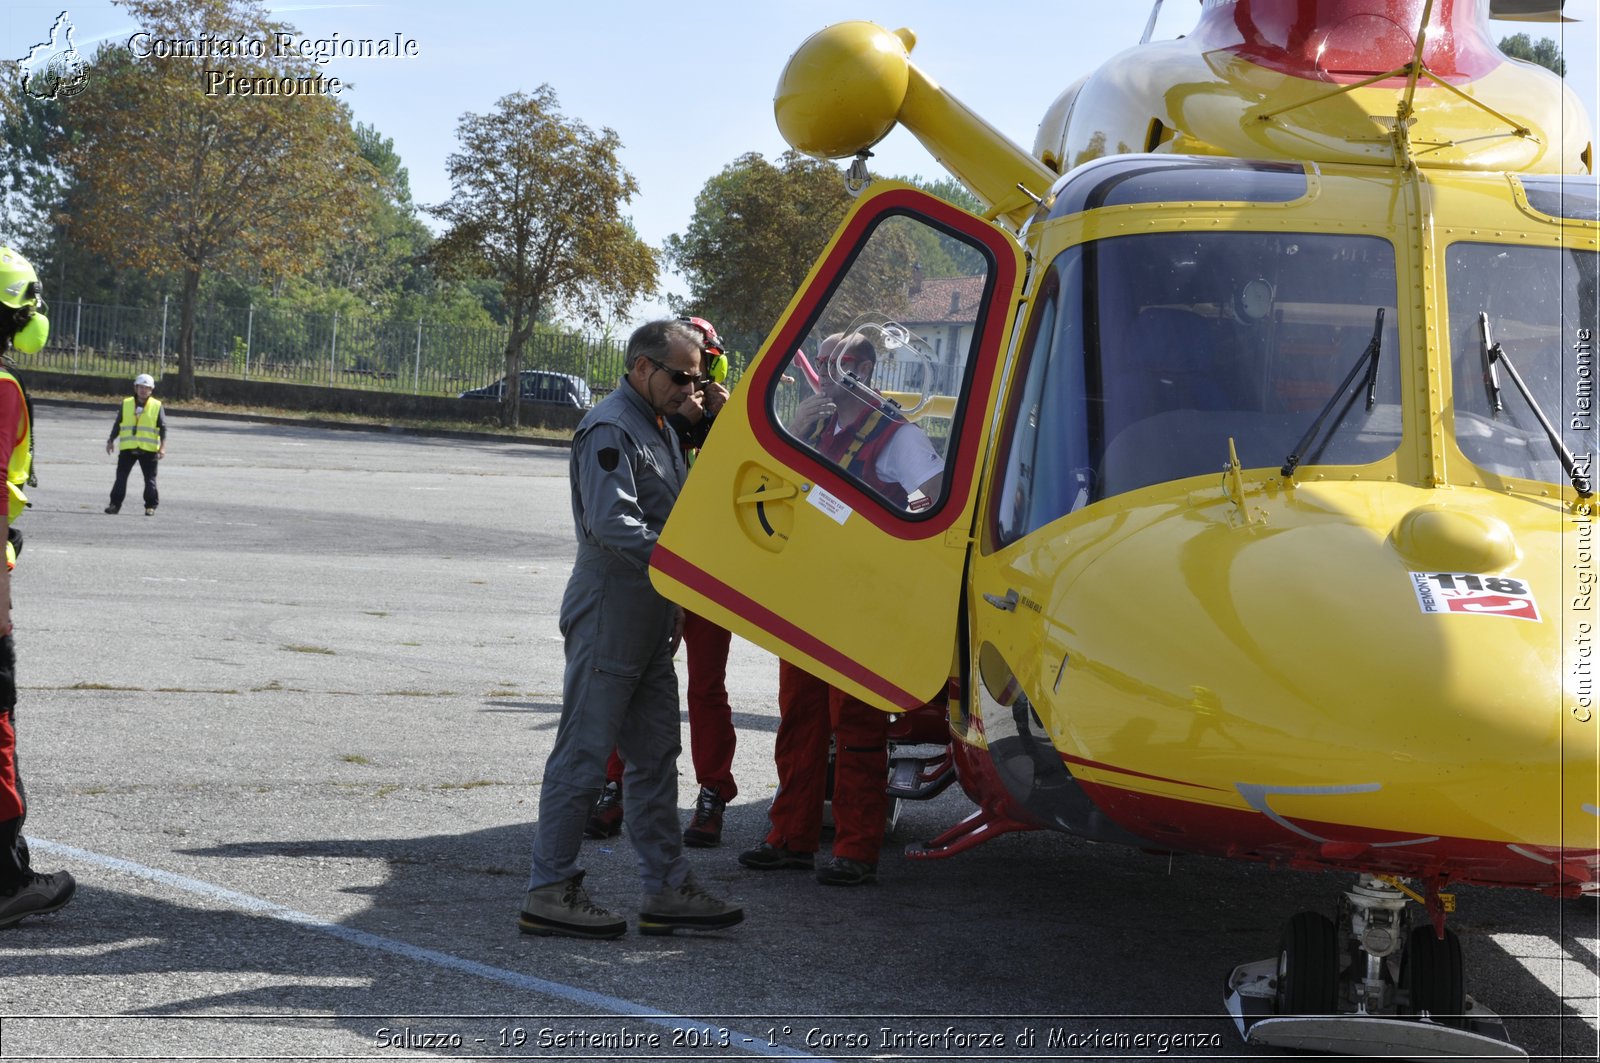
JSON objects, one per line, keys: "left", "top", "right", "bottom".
{"left": 4, "top": 0, "right": 1598, "bottom": 326}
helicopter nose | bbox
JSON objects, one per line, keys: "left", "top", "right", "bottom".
{"left": 1062, "top": 489, "right": 1582, "bottom": 857}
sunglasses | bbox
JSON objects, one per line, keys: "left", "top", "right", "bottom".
{"left": 648, "top": 357, "right": 710, "bottom": 388}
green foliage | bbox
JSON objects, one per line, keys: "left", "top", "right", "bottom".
{"left": 896, "top": 175, "right": 982, "bottom": 214}
{"left": 427, "top": 85, "right": 656, "bottom": 427}
{"left": 666, "top": 150, "right": 856, "bottom": 360}
{"left": 61, "top": 0, "right": 376, "bottom": 398}
{"left": 889, "top": 175, "right": 988, "bottom": 279}
{"left": 1498, "top": 33, "right": 1566, "bottom": 76}
{"left": 312, "top": 122, "right": 435, "bottom": 309}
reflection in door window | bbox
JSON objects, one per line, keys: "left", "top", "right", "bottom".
{"left": 1446, "top": 242, "right": 1599, "bottom": 487}
{"left": 993, "top": 231, "right": 1401, "bottom": 544}
{"left": 772, "top": 212, "right": 992, "bottom": 515}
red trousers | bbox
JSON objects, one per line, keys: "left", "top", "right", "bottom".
{"left": 764, "top": 660, "right": 889, "bottom": 864}
{"left": 1, "top": 710, "right": 28, "bottom": 891}
{"left": 605, "top": 610, "right": 737, "bottom": 798}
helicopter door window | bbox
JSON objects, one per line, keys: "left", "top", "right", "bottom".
{"left": 772, "top": 211, "right": 994, "bottom": 516}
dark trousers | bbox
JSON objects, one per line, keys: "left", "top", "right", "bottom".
{"left": 110, "top": 449, "right": 159, "bottom": 510}
{"left": 603, "top": 609, "right": 738, "bottom": 798}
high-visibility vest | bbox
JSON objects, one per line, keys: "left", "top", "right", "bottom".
{"left": 805, "top": 408, "right": 907, "bottom": 508}
{"left": 0, "top": 369, "right": 32, "bottom": 569}
{"left": 118, "top": 396, "right": 162, "bottom": 452}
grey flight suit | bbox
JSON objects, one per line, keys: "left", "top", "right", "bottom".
{"left": 526, "top": 378, "right": 690, "bottom": 896}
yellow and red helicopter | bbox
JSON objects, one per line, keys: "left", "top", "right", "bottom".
{"left": 652, "top": 0, "right": 1597, "bottom": 1054}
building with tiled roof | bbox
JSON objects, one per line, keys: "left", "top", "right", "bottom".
{"left": 890, "top": 267, "right": 985, "bottom": 393}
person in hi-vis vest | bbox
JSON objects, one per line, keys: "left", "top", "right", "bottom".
{"left": 104, "top": 373, "right": 166, "bottom": 516}
{"left": 0, "top": 246, "right": 76, "bottom": 929}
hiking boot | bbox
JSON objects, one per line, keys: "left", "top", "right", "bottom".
{"left": 637, "top": 874, "right": 743, "bottom": 935}
{"left": 0, "top": 870, "right": 76, "bottom": 929}
{"left": 144, "top": 506, "right": 155, "bottom": 516}
{"left": 583, "top": 781, "right": 623, "bottom": 839}
{"left": 517, "top": 872, "right": 625, "bottom": 939}
{"left": 737, "top": 842, "right": 814, "bottom": 871}
{"left": 816, "top": 856, "right": 877, "bottom": 886}
{"left": 682, "top": 785, "right": 725, "bottom": 848}
{"left": 103, "top": 505, "right": 118, "bottom": 515}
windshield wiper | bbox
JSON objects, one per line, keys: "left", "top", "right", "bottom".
{"left": 1281, "top": 307, "right": 1384, "bottom": 479}
{"left": 1479, "top": 312, "right": 1593, "bottom": 497}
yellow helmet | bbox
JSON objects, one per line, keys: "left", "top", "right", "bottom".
{"left": 0, "top": 247, "right": 48, "bottom": 355}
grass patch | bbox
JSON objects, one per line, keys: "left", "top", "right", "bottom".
{"left": 66, "top": 682, "right": 141, "bottom": 691}
{"left": 341, "top": 754, "right": 372, "bottom": 766}
{"left": 281, "top": 644, "right": 336, "bottom": 655}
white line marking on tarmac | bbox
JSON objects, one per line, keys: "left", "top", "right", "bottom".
{"left": 32, "top": 838, "right": 829, "bottom": 1061}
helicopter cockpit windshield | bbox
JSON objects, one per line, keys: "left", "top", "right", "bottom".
{"left": 1447, "top": 240, "right": 1599, "bottom": 489}
{"left": 995, "top": 229, "right": 1402, "bottom": 544}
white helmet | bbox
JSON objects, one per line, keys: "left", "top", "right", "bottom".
{"left": 134, "top": 373, "right": 154, "bottom": 388}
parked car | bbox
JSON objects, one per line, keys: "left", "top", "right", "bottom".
{"left": 458, "top": 370, "right": 593, "bottom": 409}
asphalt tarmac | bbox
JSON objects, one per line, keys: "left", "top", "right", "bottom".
{"left": 0, "top": 405, "right": 1594, "bottom": 1062}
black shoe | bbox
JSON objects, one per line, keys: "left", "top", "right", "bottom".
{"left": 683, "top": 785, "right": 725, "bottom": 848}
{"left": 0, "top": 870, "right": 76, "bottom": 929}
{"left": 103, "top": 505, "right": 118, "bottom": 515}
{"left": 583, "top": 781, "right": 623, "bottom": 839}
{"left": 816, "top": 857, "right": 877, "bottom": 886}
{"left": 737, "top": 842, "right": 814, "bottom": 871}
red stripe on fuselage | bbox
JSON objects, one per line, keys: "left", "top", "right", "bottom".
{"left": 653, "top": 546, "right": 927, "bottom": 711}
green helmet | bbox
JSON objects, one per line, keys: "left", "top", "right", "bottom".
{"left": 0, "top": 247, "right": 49, "bottom": 355}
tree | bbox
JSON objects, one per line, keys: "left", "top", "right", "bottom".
{"left": 1498, "top": 33, "right": 1566, "bottom": 76}
{"left": 60, "top": 0, "right": 374, "bottom": 398}
{"left": 427, "top": 87, "right": 656, "bottom": 427}
{"left": 0, "top": 89, "right": 69, "bottom": 261}
{"left": 892, "top": 174, "right": 988, "bottom": 279}
{"left": 315, "top": 123, "right": 435, "bottom": 308}
{"left": 897, "top": 175, "right": 982, "bottom": 215}
{"left": 666, "top": 150, "right": 859, "bottom": 361}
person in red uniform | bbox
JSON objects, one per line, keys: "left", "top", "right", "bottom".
{"left": 0, "top": 247, "right": 75, "bottom": 928}
{"left": 585, "top": 316, "right": 740, "bottom": 847}
{"left": 738, "top": 331, "right": 944, "bottom": 885}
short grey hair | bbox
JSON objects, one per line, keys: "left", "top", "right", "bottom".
{"left": 625, "top": 319, "right": 702, "bottom": 369}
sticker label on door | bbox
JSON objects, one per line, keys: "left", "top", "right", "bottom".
{"left": 1410, "top": 572, "right": 1541, "bottom": 621}
{"left": 806, "top": 485, "right": 852, "bottom": 526}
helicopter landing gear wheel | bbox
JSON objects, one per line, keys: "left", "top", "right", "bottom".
{"left": 1401, "top": 924, "right": 1465, "bottom": 1027}
{"left": 1275, "top": 911, "right": 1339, "bottom": 1015}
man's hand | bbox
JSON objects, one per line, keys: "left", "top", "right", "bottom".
{"left": 677, "top": 388, "right": 708, "bottom": 426}
{"left": 790, "top": 392, "right": 836, "bottom": 436}
{"left": 702, "top": 382, "right": 729, "bottom": 417}
{"left": 105, "top": 440, "right": 113, "bottom": 455}
{"left": 669, "top": 606, "right": 685, "bottom": 657}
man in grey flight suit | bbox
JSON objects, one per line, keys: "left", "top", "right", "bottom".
{"left": 519, "top": 318, "right": 743, "bottom": 939}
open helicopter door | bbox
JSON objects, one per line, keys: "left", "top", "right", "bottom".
{"left": 651, "top": 184, "right": 1026, "bottom": 712}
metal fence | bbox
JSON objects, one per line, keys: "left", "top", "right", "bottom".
{"left": 20, "top": 296, "right": 631, "bottom": 396}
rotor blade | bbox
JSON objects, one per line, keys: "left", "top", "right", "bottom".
{"left": 1488, "top": 0, "right": 1573, "bottom": 22}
